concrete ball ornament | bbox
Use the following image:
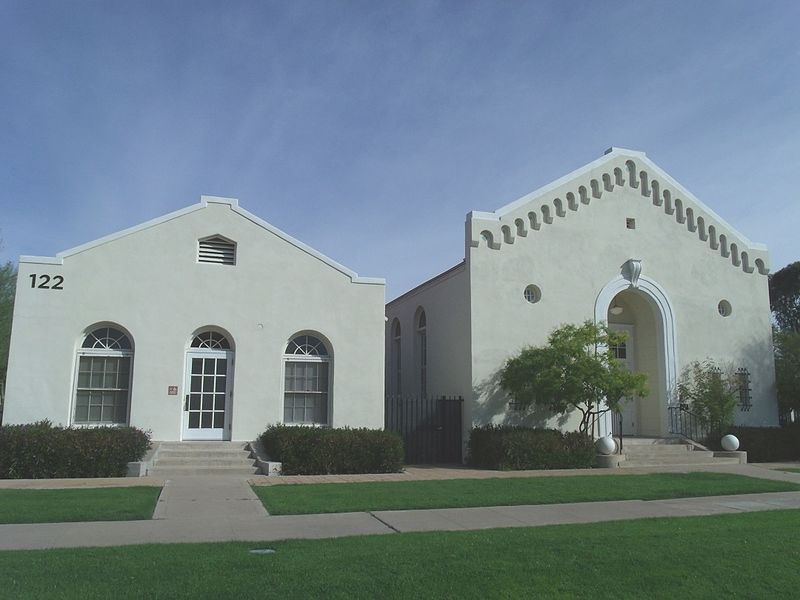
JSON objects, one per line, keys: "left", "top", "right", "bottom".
{"left": 721, "top": 434, "right": 740, "bottom": 452}
{"left": 596, "top": 436, "right": 616, "bottom": 455}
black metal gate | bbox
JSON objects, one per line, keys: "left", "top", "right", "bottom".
{"left": 385, "top": 395, "right": 463, "bottom": 464}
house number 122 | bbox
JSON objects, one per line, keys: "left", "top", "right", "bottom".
{"left": 29, "top": 274, "right": 64, "bottom": 290}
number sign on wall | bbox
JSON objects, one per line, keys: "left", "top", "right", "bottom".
{"left": 29, "top": 274, "right": 64, "bottom": 290}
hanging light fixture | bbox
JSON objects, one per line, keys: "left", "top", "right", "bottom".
{"left": 609, "top": 299, "right": 624, "bottom": 315}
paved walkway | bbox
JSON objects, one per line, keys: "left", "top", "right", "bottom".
{"left": 1, "top": 463, "right": 799, "bottom": 551}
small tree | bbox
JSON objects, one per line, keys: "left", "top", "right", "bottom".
{"left": 0, "top": 260, "right": 16, "bottom": 383}
{"left": 499, "top": 321, "right": 648, "bottom": 435}
{"left": 677, "top": 360, "right": 738, "bottom": 431}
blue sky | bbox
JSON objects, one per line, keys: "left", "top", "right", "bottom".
{"left": 2, "top": 0, "right": 798, "bottom": 299}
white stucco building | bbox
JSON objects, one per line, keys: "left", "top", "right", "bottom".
{"left": 385, "top": 148, "right": 778, "bottom": 439}
{"left": 4, "top": 196, "right": 385, "bottom": 441}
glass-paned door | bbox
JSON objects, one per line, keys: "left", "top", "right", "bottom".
{"left": 183, "top": 350, "right": 233, "bottom": 440}
{"left": 610, "top": 324, "right": 638, "bottom": 435}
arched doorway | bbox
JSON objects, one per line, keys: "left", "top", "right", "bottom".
{"left": 594, "top": 269, "right": 678, "bottom": 438}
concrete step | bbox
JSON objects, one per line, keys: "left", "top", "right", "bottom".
{"left": 155, "top": 458, "right": 257, "bottom": 468}
{"left": 157, "top": 449, "right": 254, "bottom": 459}
{"left": 619, "top": 437, "right": 689, "bottom": 446}
{"left": 148, "top": 466, "right": 261, "bottom": 477}
{"left": 150, "top": 442, "right": 260, "bottom": 476}
{"left": 157, "top": 442, "right": 249, "bottom": 451}
{"left": 622, "top": 445, "right": 695, "bottom": 455}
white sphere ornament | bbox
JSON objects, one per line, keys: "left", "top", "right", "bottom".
{"left": 721, "top": 434, "right": 740, "bottom": 452}
{"left": 596, "top": 436, "right": 616, "bottom": 456}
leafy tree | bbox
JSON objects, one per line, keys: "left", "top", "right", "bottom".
{"left": 768, "top": 261, "right": 800, "bottom": 422}
{"left": 769, "top": 261, "right": 800, "bottom": 332}
{"left": 677, "top": 360, "right": 737, "bottom": 430}
{"left": 499, "top": 321, "right": 648, "bottom": 435}
{"left": 0, "top": 260, "right": 16, "bottom": 383}
{"left": 774, "top": 330, "right": 800, "bottom": 416}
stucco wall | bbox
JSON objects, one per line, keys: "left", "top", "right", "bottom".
{"left": 467, "top": 153, "right": 777, "bottom": 433}
{"left": 4, "top": 198, "right": 385, "bottom": 440}
{"left": 385, "top": 263, "right": 471, "bottom": 402}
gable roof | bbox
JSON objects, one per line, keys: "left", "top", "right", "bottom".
{"left": 20, "top": 196, "right": 384, "bottom": 285}
{"left": 466, "top": 148, "right": 769, "bottom": 275}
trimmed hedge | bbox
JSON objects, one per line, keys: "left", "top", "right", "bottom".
{"left": 713, "top": 425, "right": 800, "bottom": 463}
{"left": 259, "top": 425, "right": 404, "bottom": 475}
{"left": 467, "top": 425, "right": 595, "bottom": 470}
{"left": 0, "top": 421, "right": 151, "bottom": 479}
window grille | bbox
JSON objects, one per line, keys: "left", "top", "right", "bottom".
{"left": 198, "top": 236, "right": 236, "bottom": 265}
{"left": 736, "top": 367, "right": 752, "bottom": 411}
{"left": 191, "top": 331, "right": 231, "bottom": 349}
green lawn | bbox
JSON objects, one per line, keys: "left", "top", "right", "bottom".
{"left": 2, "top": 510, "right": 800, "bottom": 598}
{"left": 780, "top": 468, "right": 800, "bottom": 474}
{"left": 253, "top": 472, "right": 800, "bottom": 515}
{"left": 0, "top": 487, "right": 162, "bottom": 524}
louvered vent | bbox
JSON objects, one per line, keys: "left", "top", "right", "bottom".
{"left": 198, "top": 236, "right": 236, "bottom": 265}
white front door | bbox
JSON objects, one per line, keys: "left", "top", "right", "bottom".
{"left": 183, "top": 350, "right": 233, "bottom": 441}
{"left": 610, "top": 324, "right": 639, "bottom": 435}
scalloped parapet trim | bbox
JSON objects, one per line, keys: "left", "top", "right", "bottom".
{"left": 467, "top": 151, "right": 769, "bottom": 276}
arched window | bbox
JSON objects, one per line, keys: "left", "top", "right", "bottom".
{"left": 391, "top": 319, "right": 402, "bottom": 395}
{"left": 74, "top": 326, "right": 133, "bottom": 425}
{"left": 417, "top": 310, "right": 427, "bottom": 397}
{"left": 283, "top": 334, "right": 331, "bottom": 424}
{"left": 191, "top": 331, "right": 231, "bottom": 349}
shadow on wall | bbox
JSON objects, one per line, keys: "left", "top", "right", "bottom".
{"left": 471, "top": 368, "right": 571, "bottom": 429}
{"left": 681, "top": 330, "right": 778, "bottom": 426}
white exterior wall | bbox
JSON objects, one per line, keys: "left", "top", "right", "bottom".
{"left": 467, "top": 150, "right": 777, "bottom": 433}
{"left": 385, "top": 263, "right": 471, "bottom": 402}
{"left": 4, "top": 197, "right": 385, "bottom": 441}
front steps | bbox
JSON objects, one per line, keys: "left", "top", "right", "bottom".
{"left": 148, "top": 442, "right": 261, "bottom": 476}
{"left": 618, "top": 437, "right": 742, "bottom": 468}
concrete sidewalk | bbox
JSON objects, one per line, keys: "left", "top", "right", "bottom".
{"left": 1, "top": 490, "right": 799, "bottom": 551}
{"left": 1, "top": 463, "right": 800, "bottom": 551}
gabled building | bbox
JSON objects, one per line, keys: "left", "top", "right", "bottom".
{"left": 385, "top": 148, "right": 778, "bottom": 440}
{"left": 4, "top": 196, "right": 385, "bottom": 440}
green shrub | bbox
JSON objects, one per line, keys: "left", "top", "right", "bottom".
{"left": 678, "top": 360, "right": 738, "bottom": 430}
{"left": 710, "top": 425, "right": 800, "bottom": 462}
{"left": 259, "top": 425, "right": 404, "bottom": 475}
{"left": 0, "top": 421, "right": 151, "bottom": 479}
{"left": 466, "top": 425, "right": 595, "bottom": 470}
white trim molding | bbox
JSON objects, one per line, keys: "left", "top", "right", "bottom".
{"left": 594, "top": 272, "right": 678, "bottom": 438}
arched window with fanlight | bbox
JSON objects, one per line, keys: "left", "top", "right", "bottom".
{"left": 283, "top": 334, "right": 331, "bottom": 425}
{"left": 391, "top": 319, "right": 402, "bottom": 395}
{"left": 73, "top": 326, "right": 133, "bottom": 425}
{"left": 416, "top": 310, "right": 427, "bottom": 397}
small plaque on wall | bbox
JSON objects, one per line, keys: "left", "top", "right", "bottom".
{"left": 168, "top": 386, "right": 178, "bottom": 396}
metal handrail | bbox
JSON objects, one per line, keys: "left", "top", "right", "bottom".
{"left": 668, "top": 404, "right": 719, "bottom": 444}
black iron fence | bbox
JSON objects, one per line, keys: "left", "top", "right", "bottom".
{"left": 385, "top": 395, "right": 463, "bottom": 464}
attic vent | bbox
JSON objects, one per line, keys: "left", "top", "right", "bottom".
{"left": 198, "top": 236, "right": 236, "bottom": 265}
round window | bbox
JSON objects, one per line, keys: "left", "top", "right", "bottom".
{"left": 524, "top": 285, "right": 542, "bottom": 304}
{"left": 718, "top": 300, "right": 732, "bottom": 317}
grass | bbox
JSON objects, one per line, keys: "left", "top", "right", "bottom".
{"left": 0, "top": 487, "right": 162, "bottom": 524}
{"left": 2, "top": 510, "right": 800, "bottom": 598}
{"left": 779, "top": 468, "right": 800, "bottom": 473}
{"left": 253, "top": 472, "right": 800, "bottom": 515}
